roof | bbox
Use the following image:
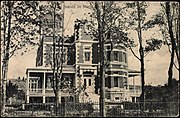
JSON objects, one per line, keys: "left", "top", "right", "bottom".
{"left": 128, "top": 69, "right": 141, "bottom": 77}
{"left": 26, "top": 65, "right": 75, "bottom": 74}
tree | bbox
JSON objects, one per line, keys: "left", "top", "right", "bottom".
{"left": 165, "top": 2, "right": 178, "bottom": 88}
{"left": 146, "top": 2, "right": 179, "bottom": 88}
{"left": 163, "top": 2, "right": 179, "bottom": 88}
{"left": 88, "top": 1, "right": 164, "bottom": 114}
{"left": 37, "top": 2, "right": 89, "bottom": 116}
{"left": 123, "top": 1, "right": 164, "bottom": 111}
{"left": 36, "top": 1, "right": 65, "bottom": 115}
{"left": 87, "top": 1, "right": 129, "bottom": 116}
{"left": 1, "top": 1, "right": 39, "bottom": 115}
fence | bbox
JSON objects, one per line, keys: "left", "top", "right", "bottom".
{"left": 3, "top": 102, "right": 179, "bottom": 117}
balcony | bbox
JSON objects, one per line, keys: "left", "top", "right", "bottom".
{"left": 127, "top": 85, "right": 141, "bottom": 97}
{"left": 29, "top": 89, "right": 43, "bottom": 95}
{"left": 45, "top": 89, "right": 55, "bottom": 96}
{"left": 28, "top": 88, "right": 75, "bottom": 96}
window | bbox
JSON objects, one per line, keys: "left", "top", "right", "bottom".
{"left": 85, "top": 52, "right": 90, "bottom": 61}
{"left": 132, "top": 97, "right": 135, "bottom": 102}
{"left": 30, "top": 79, "right": 39, "bottom": 92}
{"left": 89, "top": 79, "right": 91, "bottom": 86}
{"left": 119, "top": 77, "right": 124, "bottom": 88}
{"left": 64, "top": 76, "right": 70, "bottom": 81}
{"left": 69, "top": 96, "right": 74, "bottom": 102}
{"left": 119, "top": 51, "right": 123, "bottom": 62}
{"left": 122, "top": 52, "right": 126, "bottom": 62}
{"left": 114, "top": 71, "right": 119, "bottom": 74}
{"left": 107, "top": 51, "right": 111, "bottom": 61}
{"left": 84, "top": 47, "right": 91, "bottom": 50}
{"left": 64, "top": 76, "right": 71, "bottom": 87}
{"left": 106, "top": 93, "right": 110, "bottom": 99}
{"left": 114, "top": 51, "right": 118, "bottom": 61}
{"left": 124, "top": 77, "right": 127, "bottom": 89}
{"left": 107, "top": 45, "right": 111, "bottom": 50}
{"left": 84, "top": 79, "right": 87, "bottom": 86}
{"left": 114, "top": 77, "right": 118, "bottom": 87}
{"left": 83, "top": 71, "right": 93, "bottom": 77}
{"left": 105, "top": 77, "right": 111, "bottom": 88}
{"left": 115, "top": 97, "right": 119, "bottom": 100}
{"left": 46, "top": 77, "right": 52, "bottom": 88}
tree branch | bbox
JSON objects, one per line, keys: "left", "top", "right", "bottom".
{"left": 128, "top": 40, "right": 141, "bottom": 61}
{"left": 63, "top": 12, "right": 73, "bottom": 32}
{"left": 144, "top": 51, "right": 150, "bottom": 57}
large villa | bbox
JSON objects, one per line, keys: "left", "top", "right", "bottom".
{"left": 25, "top": 19, "right": 141, "bottom": 104}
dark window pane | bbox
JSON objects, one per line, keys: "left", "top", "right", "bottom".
{"left": 89, "top": 79, "right": 91, "bottom": 86}
{"left": 114, "top": 52, "right": 118, "bottom": 61}
{"left": 119, "top": 51, "right": 123, "bottom": 62}
{"left": 84, "top": 79, "right": 86, "bottom": 86}
{"left": 114, "top": 77, "right": 118, "bottom": 87}
{"left": 85, "top": 52, "right": 90, "bottom": 61}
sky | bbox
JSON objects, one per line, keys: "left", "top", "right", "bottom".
{"left": 7, "top": 1, "right": 179, "bottom": 86}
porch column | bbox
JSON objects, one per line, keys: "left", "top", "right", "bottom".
{"left": 118, "top": 77, "right": 120, "bottom": 88}
{"left": 26, "top": 71, "right": 30, "bottom": 103}
{"left": 27, "top": 96, "right": 29, "bottom": 103}
{"left": 127, "top": 76, "right": 129, "bottom": 89}
{"left": 43, "top": 72, "right": 46, "bottom": 103}
{"left": 133, "top": 76, "right": 135, "bottom": 93}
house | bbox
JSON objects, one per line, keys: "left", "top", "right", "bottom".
{"left": 25, "top": 19, "right": 141, "bottom": 104}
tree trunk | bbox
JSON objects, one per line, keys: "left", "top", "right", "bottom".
{"left": 52, "top": 2, "right": 60, "bottom": 116}
{"left": 2, "top": 1, "right": 12, "bottom": 115}
{"left": 137, "top": 1, "right": 145, "bottom": 112}
{"left": 175, "top": 4, "right": 179, "bottom": 71}
{"left": 54, "top": 90, "right": 61, "bottom": 116}
{"left": 95, "top": 2, "right": 106, "bottom": 117}
{"left": 99, "top": 27, "right": 106, "bottom": 117}
{"left": 51, "top": 2, "right": 65, "bottom": 116}
{"left": 166, "top": 2, "right": 176, "bottom": 88}
{"left": 1, "top": 1, "right": 7, "bottom": 115}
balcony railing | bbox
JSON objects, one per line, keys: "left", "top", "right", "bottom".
{"left": 45, "top": 89, "right": 54, "bottom": 93}
{"left": 29, "top": 89, "right": 43, "bottom": 95}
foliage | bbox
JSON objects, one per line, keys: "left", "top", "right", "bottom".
{"left": 143, "top": 2, "right": 179, "bottom": 73}
{"left": 75, "top": 102, "right": 94, "bottom": 115}
{"left": 144, "top": 38, "right": 163, "bottom": 52}
{"left": 144, "top": 79, "right": 179, "bottom": 102}
{"left": 124, "top": 2, "right": 164, "bottom": 57}
{"left": 6, "top": 81, "right": 25, "bottom": 102}
{"left": 1, "top": 1, "right": 40, "bottom": 58}
{"left": 106, "top": 105, "right": 124, "bottom": 117}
